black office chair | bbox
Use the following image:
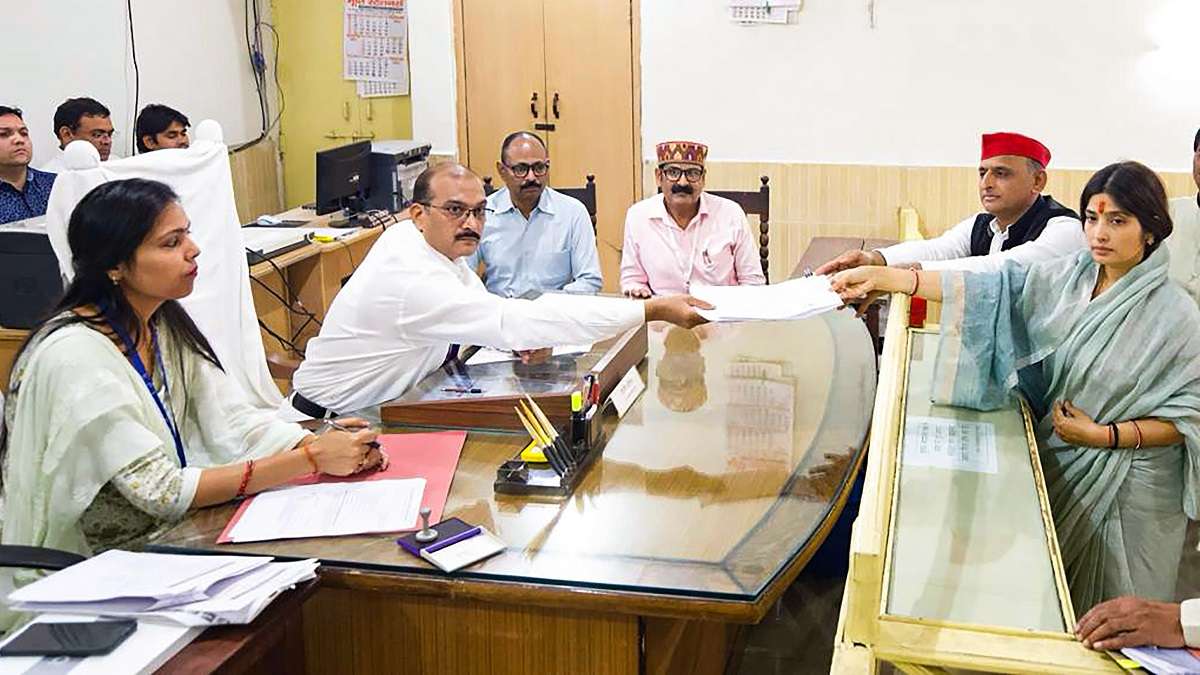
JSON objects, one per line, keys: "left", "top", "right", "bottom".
{"left": 709, "top": 176, "right": 771, "bottom": 283}
{"left": 481, "top": 175, "right": 599, "bottom": 234}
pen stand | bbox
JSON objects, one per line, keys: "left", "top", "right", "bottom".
{"left": 493, "top": 411, "right": 607, "bottom": 498}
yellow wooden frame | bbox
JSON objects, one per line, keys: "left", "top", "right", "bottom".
{"left": 832, "top": 294, "right": 1122, "bottom": 674}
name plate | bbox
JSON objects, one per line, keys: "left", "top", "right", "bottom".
{"left": 609, "top": 367, "right": 645, "bottom": 418}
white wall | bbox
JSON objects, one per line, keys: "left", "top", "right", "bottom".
{"left": 7, "top": 1, "right": 271, "bottom": 166}
{"left": 641, "top": 0, "right": 1200, "bottom": 171}
{"left": 408, "top": 0, "right": 458, "bottom": 155}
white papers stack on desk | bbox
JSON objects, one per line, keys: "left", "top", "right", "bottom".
{"left": 6, "top": 550, "right": 318, "bottom": 627}
{"left": 689, "top": 276, "right": 843, "bottom": 322}
{"left": 465, "top": 344, "right": 593, "bottom": 366}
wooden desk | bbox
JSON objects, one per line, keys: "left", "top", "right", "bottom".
{"left": 832, "top": 296, "right": 1121, "bottom": 673}
{"left": 157, "top": 580, "right": 317, "bottom": 674}
{"left": 248, "top": 209, "right": 385, "bottom": 363}
{"left": 149, "top": 308, "right": 877, "bottom": 674}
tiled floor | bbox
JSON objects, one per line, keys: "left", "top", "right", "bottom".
{"left": 733, "top": 496, "right": 1200, "bottom": 675}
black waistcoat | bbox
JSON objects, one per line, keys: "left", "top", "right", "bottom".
{"left": 969, "top": 194, "right": 1077, "bottom": 256}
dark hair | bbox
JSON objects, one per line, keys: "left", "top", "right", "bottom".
{"left": 411, "top": 162, "right": 480, "bottom": 205}
{"left": 10, "top": 179, "right": 221, "bottom": 382}
{"left": 0, "top": 105, "right": 23, "bottom": 119}
{"left": 1079, "top": 161, "right": 1172, "bottom": 258}
{"left": 135, "top": 104, "right": 190, "bottom": 153}
{"left": 1194, "top": 127, "right": 1199, "bottom": 153}
{"left": 499, "top": 131, "right": 546, "bottom": 164}
{"left": 53, "top": 97, "right": 110, "bottom": 138}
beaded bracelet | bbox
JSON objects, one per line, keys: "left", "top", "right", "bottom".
{"left": 237, "top": 459, "right": 255, "bottom": 498}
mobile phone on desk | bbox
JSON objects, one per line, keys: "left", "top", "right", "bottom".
{"left": 0, "top": 620, "right": 137, "bottom": 657}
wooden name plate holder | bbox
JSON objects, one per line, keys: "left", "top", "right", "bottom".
{"left": 380, "top": 324, "right": 648, "bottom": 431}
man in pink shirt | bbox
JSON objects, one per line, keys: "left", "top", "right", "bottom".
{"left": 620, "top": 140, "right": 766, "bottom": 297}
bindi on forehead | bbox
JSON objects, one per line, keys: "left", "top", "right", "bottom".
{"left": 1096, "top": 196, "right": 1108, "bottom": 214}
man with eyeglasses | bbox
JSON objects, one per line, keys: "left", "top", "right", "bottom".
{"left": 40, "top": 97, "right": 116, "bottom": 172}
{"left": 280, "top": 162, "right": 713, "bottom": 421}
{"left": 620, "top": 140, "right": 765, "bottom": 297}
{"left": 468, "top": 131, "right": 601, "bottom": 297}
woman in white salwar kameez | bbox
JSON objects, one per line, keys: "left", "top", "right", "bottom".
{"left": 0, "top": 179, "right": 384, "bottom": 562}
{"left": 830, "top": 161, "right": 1200, "bottom": 614}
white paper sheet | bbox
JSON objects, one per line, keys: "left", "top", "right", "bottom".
{"left": 690, "top": 276, "right": 842, "bottom": 322}
{"left": 0, "top": 614, "right": 201, "bottom": 675}
{"left": 227, "top": 478, "right": 426, "bottom": 543}
{"left": 902, "top": 416, "right": 998, "bottom": 474}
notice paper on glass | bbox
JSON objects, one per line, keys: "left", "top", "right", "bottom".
{"left": 902, "top": 416, "right": 998, "bottom": 474}
{"left": 225, "top": 478, "right": 425, "bottom": 543}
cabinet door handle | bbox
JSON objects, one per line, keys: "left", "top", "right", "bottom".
{"left": 552, "top": 92, "right": 560, "bottom": 119}
{"left": 534, "top": 123, "right": 556, "bottom": 132}
{"left": 530, "top": 92, "right": 539, "bottom": 118}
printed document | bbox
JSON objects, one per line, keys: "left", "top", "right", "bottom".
{"left": 902, "top": 417, "right": 998, "bottom": 474}
{"left": 226, "top": 478, "right": 426, "bottom": 543}
{"left": 690, "top": 276, "right": 842, "bottom": 322}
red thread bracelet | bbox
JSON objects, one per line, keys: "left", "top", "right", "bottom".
{"left": 237, "top": 459, "right": 255, "bottom": 498}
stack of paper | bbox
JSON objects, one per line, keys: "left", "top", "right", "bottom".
{"left": 466, "top": 344, "right": 593, "bottom": 366}
{"left": 1121, "top": 646, "right": 1200, "bottom": 674}
{"left": 689, "top": 276, "right": 843, "bottom": 322}
{"left": 0, "top": 614, "right": 201, "bottom": 674}
{"left": 6, "top": 550, "right": 318, "bottom": 627}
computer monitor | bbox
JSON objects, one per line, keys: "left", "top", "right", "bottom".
{"left": 0, "top": 231, "right": 63, "bottom": 329}
{"left": 315, "top": 140, "right": 372, "bottom": 218}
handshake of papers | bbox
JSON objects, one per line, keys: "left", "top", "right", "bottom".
{"left": 688, "top": 276, "right": 843, "bottom": 322}
{"left": 6, "top": 550, "right": 318, "bottom": 627}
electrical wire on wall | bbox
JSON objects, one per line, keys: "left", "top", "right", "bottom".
{"left": 126, "top": 0, "right": 141, "bottom": 156}
{"left": 233, "top": 0, "right": 285, "bottom": 153}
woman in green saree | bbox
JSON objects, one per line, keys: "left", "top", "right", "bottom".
{"left": 830, "top": 161, "right": 1200, "bottom": 613}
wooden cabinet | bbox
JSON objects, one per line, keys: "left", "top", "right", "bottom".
{"left": 458, "top": 0, "right": 639, "bottom": 291}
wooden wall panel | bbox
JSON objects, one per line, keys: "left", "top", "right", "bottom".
{"left": 229, "top": 138, "right": 283, "bottom": 224}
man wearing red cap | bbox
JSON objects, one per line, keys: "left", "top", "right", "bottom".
{"left": 816, "top": 132, "right": 1083, "bottom": 275}
{"left": 620, "top": 140, "right": 765, "bottom": 297}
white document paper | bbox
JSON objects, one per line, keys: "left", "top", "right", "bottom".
{"left": 609, "top": 367, "right": 646, "bottom": 418}
{"left": 690, "top": 276, "right": 842, "bottom": 322}
{"left": 7, "top": 551, "right": 272, "bottom": 606}
{"left": 903, "top": 416, "right": 998, "bottom": 474}
{"left": 227, "top": 478, "right": 425, "bottom": 543}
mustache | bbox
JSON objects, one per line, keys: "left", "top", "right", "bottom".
{"left": 454, "top": 230, "right": 480, "bottom": 241}
{"left": 670, "top": 184, "right": 695, "bottom": 195}
{"left": 521, "top": 180, "right": 541, "bottom": 189}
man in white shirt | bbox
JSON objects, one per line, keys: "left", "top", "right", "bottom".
{"left": 1166, "top": 127, "right": 1200, "bottom": 304}
{"left": 815, "top": 132, "right": 1084, "bottom": 275}
{"left": 1076, "top": 595, "right": 1200, "bottom": 651}
{"left": 281, "top": 162, "right": 711, "bottom": 420}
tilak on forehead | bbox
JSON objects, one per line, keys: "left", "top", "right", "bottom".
{"left": 1096, "top": 196, "right": 1108, "bottom": 214}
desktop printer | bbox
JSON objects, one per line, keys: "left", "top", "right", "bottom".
{"left": 367, "top": 139, "right": 432, "bottom": 213}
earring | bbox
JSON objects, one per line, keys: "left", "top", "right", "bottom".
{"left": 109, "top": 275, "right": 119, "bottom": 286}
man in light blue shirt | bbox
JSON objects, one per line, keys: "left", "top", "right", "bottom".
{"left": 469, "top": 131, "right": 602, "bottom": 297}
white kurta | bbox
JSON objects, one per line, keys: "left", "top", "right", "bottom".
{"left": 1168, "top": 195, "right": 1200, "bottom": 304}
{"left": 285, "top": 220, "right": 646, "bottom": 418}
{"left": 879, "top": 211, "right": 1084, "bottom": 273}
{"left": 41, "top": 125, "right": 282, "bottom": 410}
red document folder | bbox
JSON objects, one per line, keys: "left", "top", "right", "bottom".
{"left": 217, "top": 431, "right": 467, "bottom": 544}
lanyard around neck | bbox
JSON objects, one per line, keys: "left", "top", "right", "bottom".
{"left": 106, "top": 316, "right": 187, "bottom": 468}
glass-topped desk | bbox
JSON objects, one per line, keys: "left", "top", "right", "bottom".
{"left": 833, "top": 296, "right": 1122, "bottom": 674}
{"left": 149, "top": 311, "right": 875, "bottom": 675}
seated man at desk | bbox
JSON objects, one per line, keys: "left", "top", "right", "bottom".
{"left": 282, "top": 162, "right": 711, "bottom": 420}
{"left": 830, "top": 160, "right": 1200, "bottom": 613}
{"left": 40, "top": 97, "right": 115, "bottom": 171}
{"left": 816, "top": 132, "right": 1083, "bottom": 275}
{"left": 135, "top": 103, "right": 191, "bottom": 153}
{"left": 620, "top": 140, "right": 765, "bottom": 297}
{"left": 0, "top": 105, "right": 56, "bottom": 224}
{"left": 1166, "top": 126, "right": 1200, "bottom": 303}
{"left": 469, "top": 131, "right": 602, "bottom": 296}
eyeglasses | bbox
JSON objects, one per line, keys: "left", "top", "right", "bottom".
{"left": 504, "top": 161, "right": 550, "bottom": 177}
{"left": 418, "top": 202, "right": 490, "bottom": 222}
{"left": 662, "top": 166, "right": 704, "bottom": 182}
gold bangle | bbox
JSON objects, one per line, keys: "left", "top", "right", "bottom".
{"left": 1132, "top": 420, "right": 1144, "bottom": 450}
